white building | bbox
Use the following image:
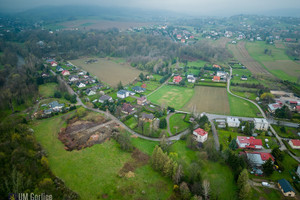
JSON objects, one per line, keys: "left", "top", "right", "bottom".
{"left": 236, "top": 136, "right": 263, "bottom": 149}
{"left": 227, "top": 117, "right": 240, "bottom": 127}
{"left": 193, "top": 128, "right": 208, "bottom": 143}
{"left": 117, "top": 90, "right": 135, "bottom": 99}
{"left": 289, "top": 140, "right": 300, "bottom": 149}
{"left": 253, "top": 118, "right": 269, "bottom": 131}
{"left": 76, "top": 82, "right": 86, "bottom": 88}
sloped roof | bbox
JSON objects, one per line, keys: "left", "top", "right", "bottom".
{"left": 237, "top": 136, "right": 262, "bottom": 146}
{"left": 291, "top": 139, "right": 300, "bottom": 146}
{"left": 213, "top": 76, "right": 220, "bottom": 81}
{"left": 278, "top": 179, "right": 295, "bottom": 193}
{"left": 194, "top": 128, "right": 208, "bottom": 136}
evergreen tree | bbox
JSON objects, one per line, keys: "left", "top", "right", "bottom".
{"left": 117, "top": 81, "right": 123, "bottom": 90}
{"left": 229, "top": 139, "right": 238, "bottom": 150}
{"left": 262, "top": 158, "right": 274, "bottom": 176}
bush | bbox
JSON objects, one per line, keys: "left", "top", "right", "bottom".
{"left": 54, "top": 91, "right": 62, "bottom": 98}
{"left": 114, "top": 133, "right": 134, "bottom": 152}
{"left": 159, "top": 118, "right": 167, "bottom": 129}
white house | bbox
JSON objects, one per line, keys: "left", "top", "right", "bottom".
{"left": 69, "top": 76, "right": 79, "bottom": 82}
{"left": 117, "top": 90, "right": 135, "bottom": 99}
{"left": 76, "top": 82, "right": 86, "bottom": 88}
{"left": 296, "top": 165, "right": 300, "bottom": 177}
{"left": 236, "top": 136, "right": 263, "bottom": 149}
{"left": 193, "top": 128, "right": 208, "bottom": 143}
{"left": 241, "top": 75, "right": 248, "bottom": 81}
{"left": 86, "top": 89, "right": 96, "bottom": 96}
{"left": 254, "top": 118, "right": 269, "bottom": 131}
{"left": 227, "top": 117, "right": 240, "bottom": 127}
{"left": 99, "top": 95, "right": 113, "bottom": 103}
{"left": 216, "top": 71, "right": 227, "bottom": 79}
{"left": 187, "top": 75, "right": 196, "bottom": 83}
{"left": 289, "top": 139, "right": 300, "bottom": 149}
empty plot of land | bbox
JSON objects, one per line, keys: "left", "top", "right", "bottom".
{"left": 228, "top": 42, "right": 273, "bottom": 76}
{"left": 182, "top": 86, "right": 230, "bottom": 115}
{"left": 61, "top": 19, "right": 154, "bottom": 30}
{"left": 262, "top": 60, "right": 300, "bottom": 81}
{"left": 71, "top": 58, "right": 142, "bottom": 87}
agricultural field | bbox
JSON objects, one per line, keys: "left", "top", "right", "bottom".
{"left": 169, "top": 113, "right": 190, "bottom": 134}
{"left": 70, "top": 57, "right": 143, "bottom": 87}
{"left": 228, "top": 42, "right": 273, "bottom": 76}
{"left": 38, "top": 83, "right": 58, "bottom": 98}
{"left": 227, "top": 93, "right": 260, "bottom": 117}
{"left": 182, "top": 86, "right": 230, "bottom": 115}
{"left": 148, "top": 85, "right": 194, "bottom": 109}
{"left": 32, "top": 113, "right": 173, "bottom": 200}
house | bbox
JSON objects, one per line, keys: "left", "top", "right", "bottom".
{"left": 193, "top": 128, "right": 208, "bottom": 143}
{"left": 122, "top": 103, "right": 134, "bottom": 114}
{"left": 187, "top": 75, "right": 196, "bottom": 83}
{"left": 99, "top": 95, "right": 113, "bottom": 103}
{"left": 48, "top": 101, "right": 64, "bottom": 112}
{"left": 132, "top": 86, "right": 146, "bottom": 93}
{"left": 245, "top": 151, "right": 274, "bottom": 167}
{"left": 51, "top": 61, "right": 58, "bottom": 67}
{"left": 268, "top": 103, "right": 282, "bottom": 113}
{"left": 212, "top": 76, "right": 220, "bottom": 82}
{"left": 56, "top": 66, "right": 63, "bottom": 72}
{"left": 46, "top": 59, "right": 55, "bottom": 63}
{"left": 86, "top": 89, "right": 96, "bottom": 96}
{"left": 278, "top": 179, "right": 295, "bottom": 197}
{"left": 137, "top": 96, "right": 147, "bottom": 105}
{"left": 227, "top": 117, "right": 240, "bottom": 127}
{"left": 41, "top": 73, "right": 49, "bottom": 78}
{"left": 140, "top": 113, "right": 154, "bottom": 122}
{"left": 181, "top": 39, "right": 186, "bottom": 43}
{"left": 215, "top": 119, "right": 226, "bottom": 128}
{"left": 69, "top": 75, "right": 79, "bottom": 82}
{"left": 213, "top": 64, "right": 222, "bottom": 69}
{"left": 76, "top": 82, "right": 86, "bottom": 88}
{"left": 216, "top": 71, "right": 226, "bottom": 79}
{"left": 289, "top": 139, "right": 300, "bottom": 149}
{"left": 241, "top": 75, "right": 247, "bottom": 81}
{"left": 254, "top": 118, "right": 269, "bottom": 131}
{"left": 236, "top": 136, "right": 263, "bottom": 149}
{"left": 297, "top": 105, "right": 300, "bottom": 113}
{"left": 296, "top": 165, "right": 300, "bottom": 177}
{"left": 173, "top": 76, "right": 182, "bottom": 84}
{"left": 62, "top": 70, "right": 70, "bottom": 76}
{"left": 117, "top": 90, "right": 135, "bottom": 99}
{"left": 141, "top": 83, "right": 147, "bottom": 88}
{"left": 44, "top": 108, "right": 53, "bottom": 115}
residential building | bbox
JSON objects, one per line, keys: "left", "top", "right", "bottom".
{"left": 76, "top": 82, "right": 86, "bottom": 88}
{"left": 213, "top": 64, "right": 222, "bottom": 69}
{"left": 296, "top": 165, "right": 300, "bottom": 177}
{"left": 122, "top": 103, "right": 134, "bottom": 115}
{"left": 227, "top": 117, "right": 240, "bottom": 127}
{"left": 48, "top": 101, "right": 64, "bottom": 112}
{"left": 99, "top": 95, "right": 113, "bottom": 103}
{"left": 193, "top": 128, "right": 208, "bottom": 143}
{"left": 117, "top": 90, "right": 135, "bottom": 99}
{"left": 212, "top": 76, "right": 220, "bottom": 82}
{"left": 216, "top": 71, "right": 226, "bottom": 78}
{"left": 240, "top": 75, "right": 247, "bottom": 81}
{"left": 278, "top": 179, "right": 295, "bottom": 197}
{"left": 140, "top": 113, "right": 154, "bottom": 122}
{"left": 268, "top": 103, "right": 282, "bottom": 113}
{"left": 289, "top": 139, "right": 300, "bottom": 149}
{"left": 69, "top": 76, "right": 79, "bottom": 82}
{"left": 51, "top": 61, "right": 58, "bottom": 67}
{"left": 132, "top": 86, "right": 146, "bottom": 93}
{"left": 245, "top": 151, "right": 274, "bottom": 167}
{"left": 56, "top": 66, "right": 63, "bottom": 72}
{"left": 253, "top": 118, "right": 269, "bottom": 131}
{"left": 187, "top": 75, "right": 196, "bottom": 83}
{"left": 86, "top": 89, "right": 96, "bottom": 96}
{"left": 236, "top": 136, "right": 263, "bottom": 149}
{"left": 62, "top": 70, "right": 70, "bottom": 76}
{"left": 137, "top": 96, "right": 147, "bottom": 105}
{"left": 173, "top": 76, "right": 182, "bottom": 84}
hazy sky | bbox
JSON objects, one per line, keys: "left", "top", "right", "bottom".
{"left": 1, "top": 0, "right": 300, "bottom": 16}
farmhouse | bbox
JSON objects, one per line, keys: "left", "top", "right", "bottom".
{"left": 76, "top": 82, "right": 86, "bottom": 88}
{"left": 140, "top": 113, "right": 154, "bottom": 122}
{"left": 240, "top": 75, "right": 247, "bottom": 81}
{"left": 253, "top": 118, "right": 269, "bottom": 131}
{"left": 289, "top": 139, "right": 300, "bottom": 149}
{"left": 245, "top": 151, "right": 274, "bottom": 167}
{"left": 85, "top": 89, "right": 96, "bottom": 96}
{"left": 117, "top": 90, "right": 136, "bottom": 99}
{"left": 236, "top": 136, "right": 263, "bottom": 149}
{"left": 212, "top": 76, "right": 220, "bottom": 82}
{"left": 193, "top": 128, "right": 208, "bottom": 143}
{"left": 132, "top": 86, "right": 146, "bottom": 93}
{"left": 278, "top": 179, "right": 295, "bottom": 197}
{"left": 99, "top": 95, "right": 113, "bottom": 103}
{"left": 173, "top": 76, "right": 182, "bottom": 84}
{"left": 62, "top": 70, "right": 70, "bottom": 76}
{"left": 122, "top": 103, "right": 134, "bottom": 115}
{"left": 137, "top": 96, "right": 147, "bottom": 105}
{"left": 227, "top": 117, "right": 240, "bottom": 127}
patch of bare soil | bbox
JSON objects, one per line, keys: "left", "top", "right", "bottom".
{"left": 58, "top": 116, "right": 120, "bottom": 151}
{"left": 119, "top": 149, "right": 150, "bottom": 177}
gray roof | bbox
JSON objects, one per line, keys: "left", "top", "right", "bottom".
{"left": 278, "top": 179, "right": 295, "bottom": 193}
{"left": 141, "top": 113, "right": 154, "bottom": 120}
{"left": 49, "top": 101, "right": 64, "bottom": 108}
{"left": 132, "top": 86, "right": 146, "bottom": 92}
{"left": 247, "top": 153, "right": 264, "bottom": 166}
{"left": 117, "top": 90, "right": 127, "bottom": 95}
{"left": 99, "top": 95, "right": 112, "bottom": 101}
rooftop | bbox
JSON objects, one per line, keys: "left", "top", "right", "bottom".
{"left": 278, "top": 179, "right": 295, "bottom": 193}
{"left": 194, "top": 128, "right": 208, "bottom": 136}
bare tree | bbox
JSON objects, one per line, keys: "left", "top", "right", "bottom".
{"left": 202, "top": 179, "right": 210, "bottom": 200}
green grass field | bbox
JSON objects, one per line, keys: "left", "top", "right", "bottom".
{"left": 186, "top": 60, "right": 208, "bottom": 68}
{"left": 272, "top": 125, "right": 300, "bottom": 139}
{"left": 39, "top": 83, "right": 58, "bottom": 98}
{"left": 231, "top": 68, "right": 260, "bottom": 84}
{"left": 169, "top": 140, "right": 238, "bottom": 200}
{"left": 169, "top": 113, "right": 190, "bottom": 134}
{"left": 148, "top": 85, "right": 194, "bottom": 109}
{"left": 228, "top": 93, "right": 260, "bottom": 117}
{"left": 32, "top": 114, "right": 173, "bottom": 200}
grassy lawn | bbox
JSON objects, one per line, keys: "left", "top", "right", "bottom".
{"left": 148, "top": 85, "right": 194, "bottom": 109}
{"left": 228, "top": 93, "right": 260, "bottom": 117}
{"left": 32, "top": 114, "right": 173, "bottom": 200}
{"left": 283, "top": 140, "right": 300, "bottom": 157}
{"left": 231, "top": 88, "right": 258, "bottom": 101}
{"left": 130, "top": 81, "right": 161, "bottom": 95}
{"left": 272, "top": 125, "right": 300, "bottom": 139}
{"left": 251, "top": 187, "right": 283, "bottom": 200}
{"left": 218, "top": 130, "right": 239, "bottom": 150}
{"left": 170, "top": 140, "right": 238, "bottom": 199}
{"left": 169, "top": 113, "right": 190, "bottom": 134}
{"left": 39, "top": 83, "right": 58, "bottom": 98}
{"left": 187, "top": 60, "right": 208, "bottom": 68}
{"left": 231, "top": 69, "right": 260, "bottom": 85}
{"left": 196, "top": 81, "right": 226, "bottom": 87}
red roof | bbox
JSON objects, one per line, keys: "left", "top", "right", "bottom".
{"left": 141, "top": 83, "right": 147, "bottom": 88}
{"left": 213, "top": 64, "right": 221, "bottom": 69}
{"left": 291, "top": 139, "right": 300, "bottom": 146}
{"left": 245, "top": 151, "right": 275, "bottom": 162}
{"left": 296, "top": 106, "right": 300, "bottom": 111}
{"left": 194, "top": 128, "right": 208, "bottom": 136}
{"left": 290, "top": 101, "right": 297, "bottom": 104}
{"left": 237, "top": 136, "right": 262, "bottom": 148}
{"left": 62, "top": 70, "right": 70, "bottom": 75}
{"left": 173, "top": 76, "right": 182, "bottom": 83}
{"left": 51, "top": 61, "right": 57, "bottom": 65}
{"left": 213, "top": 76, "right": 220, "bottom": 81}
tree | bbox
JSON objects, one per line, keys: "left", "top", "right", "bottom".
{"left": 237, "top": 169, "right": 249, "bottom": 191}
{"left": 237, "top": 169, "right": 251, "bottom": 200}
{"left": 180, "top": 182, "right": 191, "bottom": 200}
{"left": 229, "top": 139, "right": 238, "bottom": 150}
{"left": 204, "top": 123, "right": 210, "bottom": 132}
{"left": 114, "top": 133, "right": 133, "bottom": 152}
{"left": 260, "top": 92, "right": 274, "bottom": 103}
{"left": 239, "top": 182, "right": 251, "bottom": 200}
{"left": 202, "top": 180, "right": 210, "bottom": 200}
{"left": 186, "top": 135, "right": 197, "bottom": 150}
{"left": 117, "top": 81, "right": 123, "bottom": 90}
{"left": 275, "top": 105, "right": 292, "bottom": 119}
{"left": 54, "top": 91, "right": 62, "bottom": 98}
{"left": 173, "top": 164, "right": 183, "bottom": 184}
{"left": 70, "top": 94, "right": 77, "bottom": 103}
{"left": 228, "top": 134, "right": 232, "bottom": 142}
{"left": 159, "top": 118, "right": 167, "bottom": 129}
{"left": 159, "top": 134, "right": 169, "bottom": 152}
{"left": 262, "top": 158, "right": 274, "bottom": 176}
{"left": 139, "top": 72, "right": 145, "bottom": 81}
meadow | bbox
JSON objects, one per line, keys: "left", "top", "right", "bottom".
{"left": 227, "top": 93, "right": 260, "bottom": 117}
{"left": 70, "top": 57, "right": 143, "bottom": 87}
{"left": 148, "top": 85, "right": 194, "bottom": 109}
{"left": 32, "top": 114, "right": 173, "bottom": 200}
{"left": 169, "top": 113, "right": 190, "bottom": 134}
{"left": 38, "top": 82, "right": 58, "bottom": 98}
{"left": 182, "top": 86, "right": 231, "bottom": 115}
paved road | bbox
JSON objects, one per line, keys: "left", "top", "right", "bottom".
{"left": 209, "top": 119, "right": 220, "bottom": 151}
